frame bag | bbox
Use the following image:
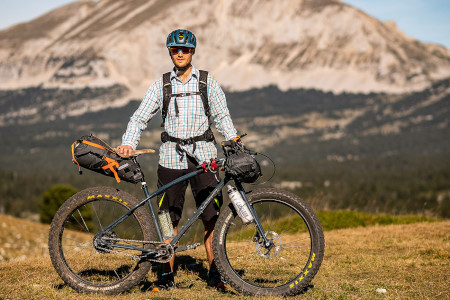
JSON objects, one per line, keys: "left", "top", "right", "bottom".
{"left": 71, "top": 135, "right": 143, "bottom": 184}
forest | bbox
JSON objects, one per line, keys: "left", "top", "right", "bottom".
{"left": 0, "top": 80, "right": 449, "bottom": 220}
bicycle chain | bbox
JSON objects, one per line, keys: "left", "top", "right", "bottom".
{"left": 98, "top": 237, "right": 174, "bottom": 263}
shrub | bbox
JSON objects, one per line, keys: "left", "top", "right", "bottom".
{"left": 38, "top": 185, "right": 78, "bottom": 224}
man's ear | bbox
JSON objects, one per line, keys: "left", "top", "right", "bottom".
{"left": 191, "top": 49, "right": 195, "bottom": 55}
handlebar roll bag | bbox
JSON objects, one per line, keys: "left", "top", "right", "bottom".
{"left": 225, "top": 151, "right": 261, "bottom": 183}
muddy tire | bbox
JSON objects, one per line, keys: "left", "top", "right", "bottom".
{"left": 213, "top": 188, "right": 324, "bottom": 296}
{"left": 48, "top": 187, "right": 156, "bottom": 294}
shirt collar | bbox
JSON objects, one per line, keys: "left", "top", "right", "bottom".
{"left": 170, "top": 65, "right": 199, "bottom": 82}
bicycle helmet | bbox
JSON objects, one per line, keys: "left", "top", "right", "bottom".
{"left": 166, "top": 29, "right": 197, "bottom": 48}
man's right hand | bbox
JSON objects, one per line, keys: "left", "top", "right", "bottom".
{"left": 116, "top": 145, "right": 134, "bottom": 157}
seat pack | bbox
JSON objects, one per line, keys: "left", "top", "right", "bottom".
{"left": 71, "top": 134, "right": 143, "bottom": 184}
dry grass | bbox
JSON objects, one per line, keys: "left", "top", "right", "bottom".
{"left": 0, "top": 214, "right": 448, "bottom": 299}
{"left": 0, "top": 214, "right": 49, "bottom": 262}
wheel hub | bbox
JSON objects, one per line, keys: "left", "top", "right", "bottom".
{"left": 255, "top": 231, "right": 282, "bottom": 258}
{"left": 93, "top": 231, "right": 118, "bottom": 253}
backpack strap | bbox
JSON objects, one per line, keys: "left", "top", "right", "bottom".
{"left": 198, "top": 70, "right": 212, "bottom": 125}
{"left": 160, "top": 70, "right": 212, "bottom": 127}
{"left": 161, "top": 72, "right": 172, "bottom": 127}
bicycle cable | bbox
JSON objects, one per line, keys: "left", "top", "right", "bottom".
{"left": 249, "top": 151, "right": 276, "bottom": 185}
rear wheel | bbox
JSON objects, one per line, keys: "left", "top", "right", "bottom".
{"left": 48, "top": 187, "right": 156, "bottom": 294}
{"left": 213, "top": 188, "right": 324, "bottom": 296}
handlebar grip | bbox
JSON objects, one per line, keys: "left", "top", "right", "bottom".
{"left": 133, "top": 149, "right": 156, "bottom": 155}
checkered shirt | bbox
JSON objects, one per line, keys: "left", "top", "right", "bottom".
{"left": 122, "top": 66, "right": 238, "bottom": 169}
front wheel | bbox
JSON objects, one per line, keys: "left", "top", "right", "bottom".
{"left": 213, "top": 188, "right": 324, "bottom": 297}
{"left": 48, "top": 187, "right": 156, "bottom": 294}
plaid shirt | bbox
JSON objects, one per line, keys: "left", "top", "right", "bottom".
{"left": 122, "top": 66, "right": 237, "bottom": 169}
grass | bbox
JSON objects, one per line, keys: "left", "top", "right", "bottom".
{"left": 316, "top": 210, "right": 439, "bottom": 231}
{"left": 0, "top": 213, "right": 449, "bottom": 299}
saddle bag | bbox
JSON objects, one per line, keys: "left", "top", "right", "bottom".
{"left": 71, "top": 134, "right": 143, "bottom": 184}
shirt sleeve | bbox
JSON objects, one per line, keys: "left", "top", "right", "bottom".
{"left": 122, "top": 78, "right": 163, "bottom": 149}
{"left": 207, "top": 74, "right": 238, "bottom": 140}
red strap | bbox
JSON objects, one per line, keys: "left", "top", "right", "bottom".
{"left": 201, "top": 161, "right": 208, "bottom": 173}
{"left": 201, "top": 159, "right": 219, "bottom": 173}
{"left": 102, "top": 157, "right": 120, "bottom": 183}
{"left": 210, "top": 159, "right": 218, "bottom": 170}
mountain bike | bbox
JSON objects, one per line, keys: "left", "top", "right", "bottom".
{"left": 48, "top": 138, "right": 325, "bottom": 297}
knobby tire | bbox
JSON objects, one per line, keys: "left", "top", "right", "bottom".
{"left": 212, "top": 188, "right": 325, "bottom": 297}
{"left": 48, "top": 187, "right": 156, "bottom": 295}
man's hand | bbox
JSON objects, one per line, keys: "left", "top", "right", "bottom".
{"left": 231, "top": 136, "right": 244, "bottom": 147}
{"left": 116, "top": 145, "right": 134, "bottom": 157}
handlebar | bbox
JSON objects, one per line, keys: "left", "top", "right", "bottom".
{"left": 221, "top": 133, "right": 257, "bottom": 156}
{"left": 197, "top": 134, "right": 261, "bottom": 176}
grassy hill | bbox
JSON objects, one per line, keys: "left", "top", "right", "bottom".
{"left": 0, "top": 213, "right": 448, "bottom": 299}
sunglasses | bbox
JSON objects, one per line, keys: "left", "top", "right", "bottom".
{"left": 169, "top": 47, "right": 193, "bottom": 55}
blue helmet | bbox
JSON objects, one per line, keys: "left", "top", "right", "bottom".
{"left": 166, "top": 29, "right": 196, "bottom": 48}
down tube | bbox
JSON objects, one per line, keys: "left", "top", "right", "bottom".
{"left": 170, "top": 178, "right": 227, "bottom": 246}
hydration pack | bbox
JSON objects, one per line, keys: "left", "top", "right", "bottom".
{"left": 160, "top": 70, "right": 216, "bottom": 159}
{"left": 161, "top": 70, "right": 211, "bottom": 127}
{"left": 71, "top": 134, "right": 143, "bottom": 184}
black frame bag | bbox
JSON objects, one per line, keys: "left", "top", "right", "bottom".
{"left": 71, "top": 135, "right": 143, "bottom": 184}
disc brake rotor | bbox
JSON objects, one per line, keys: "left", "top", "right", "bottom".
{"left": 255, "top": 231, "right": 282, "bottom": 258}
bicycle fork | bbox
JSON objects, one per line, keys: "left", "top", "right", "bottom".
{"left": 234, "top": 181, "right": 271, "bottom": 247}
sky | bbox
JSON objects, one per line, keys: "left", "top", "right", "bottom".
{"left": 0, "top": 0, "right": 449, "bottom": 48}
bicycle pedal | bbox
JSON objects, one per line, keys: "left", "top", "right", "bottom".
{"left": 174, "top": 242, "right": 201, "bottom": 253}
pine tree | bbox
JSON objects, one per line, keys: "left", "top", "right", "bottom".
{"left": 38, "top": 185, "right": 78, "bottom": 224}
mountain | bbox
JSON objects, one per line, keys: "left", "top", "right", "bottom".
{"left": 0, "top": 0, "right": 449, "bottom": 219}
{"left": 0, "top": 0, "right": 449, "bottom": 100}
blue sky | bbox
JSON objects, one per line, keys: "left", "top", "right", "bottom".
{"left": 0, "top": 0, "right": 449, "bottom": 48}
{"left": 343, "top": 0, "right": 450, "bottom": 47}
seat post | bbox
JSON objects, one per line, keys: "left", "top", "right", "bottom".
{"left": 134, "top": 157, "right": 164, "bottom": 241}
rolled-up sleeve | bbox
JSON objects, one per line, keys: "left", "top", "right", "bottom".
{"left": 122, "top": 78, "right": 162, "bottom": 149}
{"left": 208, "top": 74, "right": 237, "bottom": 140}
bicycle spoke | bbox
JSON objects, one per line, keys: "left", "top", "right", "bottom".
{"left": 282, "top": 237, "right": 310, "bottom": 245}
{"left": 63, "top": 241, "right": 91, "bottom": 253}
{"left": 62, "top": 237, "right": 89, "bottom": 245}
{"left": 59, "top": 198, "right": 147, "bottom": 286}
{"left": 91, "top": 202, "right": 103, "bottom": 231}
{"left": 113, "top": 269, "right": 120, "bottom": 280}
{"left": 70, "top": 213, "right": 88, "bottom": 232}
{"left": 77, "top": 209, "right": 90, "bottom": 233}
{"left": 222, "top": 199, "right": 313, "bottom": 289}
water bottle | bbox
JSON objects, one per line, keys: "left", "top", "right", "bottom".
{"left": 227, "top": 185, "right": 254, "bottom": 224}
{"left": 158, "top": 210, "right": 175, "bottom": 240}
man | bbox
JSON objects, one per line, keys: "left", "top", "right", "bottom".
{"left": 117, "top": 29, "right": 238, "bottom": 291}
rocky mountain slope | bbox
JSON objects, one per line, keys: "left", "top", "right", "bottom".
{"left": 0, "top": 0, "right": 449, "bottom": 100}
{"left": 0, "top": 0, "right": 448, "bottom": 174}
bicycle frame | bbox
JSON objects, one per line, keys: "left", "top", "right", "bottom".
{"left": 98, "top": 158, "right": 270, "bottom": 255}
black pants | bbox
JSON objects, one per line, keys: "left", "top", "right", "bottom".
{"left": 157, "top": 156, "right": 223, "bottom": 223}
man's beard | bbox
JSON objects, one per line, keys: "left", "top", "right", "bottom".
{"left": 176, "top": 62, "right": 191, "bottom": 72}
